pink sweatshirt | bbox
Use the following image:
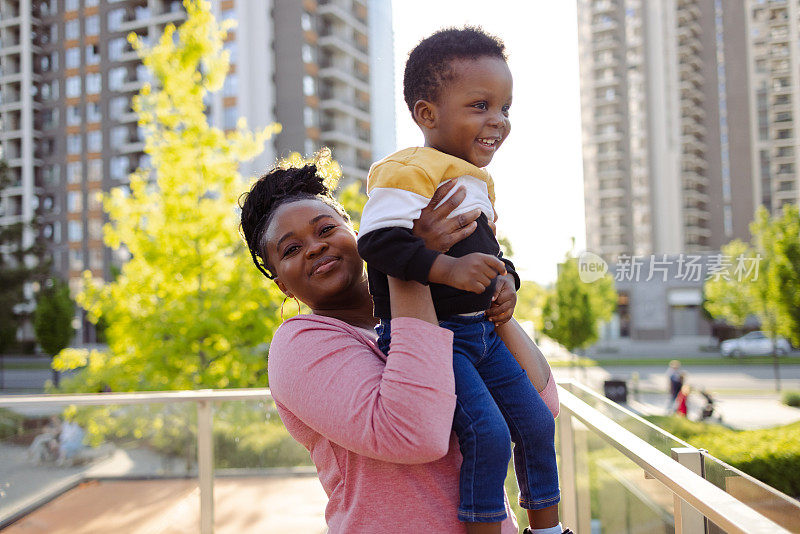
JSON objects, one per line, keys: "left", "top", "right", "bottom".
{"left": 268, "top": 314, "right": 560, "bottom": 534}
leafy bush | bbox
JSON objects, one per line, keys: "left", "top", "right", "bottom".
{"left": 646, "top": 416, "right": 800, "bottom": 497}
{"left": 782, "top": 390, "right": 800, "bottom": 408}
{"left": 0, "top": 408, "right": 24, "bottom": 440}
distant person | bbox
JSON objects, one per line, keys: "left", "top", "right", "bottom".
{"left": 674, "top": 384, "right": 691, "bottom": 418}
{"left": 27, "top": 416, "right": 61, "bottom": 464}
{"left": 699, "top": 389, "right": 715, "bottom": 421}
{"left": 666, "top": 360, "right": 683, "bottom": 409}
{"left": 56, "top": 420, "right": 85, "bottom": 466}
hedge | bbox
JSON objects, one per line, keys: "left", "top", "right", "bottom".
{"left": 782, "top": 391, "right": 800, "bottom": 408}
{"left": 646, "top": 416, "right": 800, "bottom": 497}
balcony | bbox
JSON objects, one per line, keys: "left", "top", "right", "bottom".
{"left": 317, "top": 33, "right": 369, "bottom": 64}
{"left": 317, "top": 0, "right": 368, "bottom": 36}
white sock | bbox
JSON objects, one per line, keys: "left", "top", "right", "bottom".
{"left": 531, "top": 524, "right": 562, "bottom": 534}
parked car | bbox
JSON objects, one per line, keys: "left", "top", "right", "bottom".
{"left": 720, "top": 331, "right": 791, "bottom": 357}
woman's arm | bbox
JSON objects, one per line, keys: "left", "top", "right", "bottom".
{"left": 494, "top": 318, "right": 560, "bottom": 417}
{"left": 268, "top": 282, "right": 455, "bottom": 464}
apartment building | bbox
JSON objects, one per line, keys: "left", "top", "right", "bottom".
{"left": 745, "top": 0, "right": 800, "bottom": 214}
{"left": 577, "top": 0, "right": 799, "bottom": 263}
{"left": 577, "top": 0, "right": 799, "bottom": 341}
{"left": 0, "top": 0, "right": 392, "bottom": 344}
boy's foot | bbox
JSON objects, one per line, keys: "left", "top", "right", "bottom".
{"left": 522, "top": 529, "right": 573, "bottom": 534}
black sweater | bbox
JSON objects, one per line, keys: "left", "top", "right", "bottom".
{"left": 357, "top": 213, "right": 520, "bottom": 320}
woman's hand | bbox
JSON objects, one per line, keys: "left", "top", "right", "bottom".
{"left": 412, "top": 180, "right": 481, "bottom": 253}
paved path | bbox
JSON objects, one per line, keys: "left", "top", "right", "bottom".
{"left": 552, "top": 364, "right": 800, "bottom": 429}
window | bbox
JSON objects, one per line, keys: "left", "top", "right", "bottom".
{"left": 88, "top": 186, "right": 102, "bottom": 209}
{"left": 85, "top": 15, "right": 99, "bottom": 36}
{"left": 86, "top": 43, "right": 100, "bottom": 65}
{"left": 66, "top": 0, "right": 80, "bottom": 10}
{"left": 68, "top": 221, "right": 83, "bottom": 242}
{"left": 67, "top": 191, "right": 82, "bottom": 212}
{"left": 304, "top": 107, "right": 316, "bottom": 128}
{"left": 109, "top": 37, "right": 127, "bottom": 60}
{"left": 67, "top": 134, "right": 82, "bottom": 154}
{"left": 87, "top": 159, "right": 103, "bottom": 182}
{"left": 89, "top": 219, "right": 103, "bottom": 240}
{"left": 65, "top": 19, "right": 80, "bottom": 41}
{"left": 87, "top": 101, "right": 101, "bottom": 122}
{"left": 50, "top": 51, "right": 59, "bottom": 71}
{"left": 110, "top": 96, "right": 129, "bottom": 117}
{"left": 67, "top": 105, "right": 82, "bottom": 126}
{"left": 87, "top": 130, "right": 102, "bottom": 152}
{"left": 224, "top": 40, "right": 238, "bottom": 64}
{"left": 111, "top": 126, "right": 128, "bottom": 148}
{"left": 109, "top": 67, "right": 127, "bottom": 90}
{"left": 66, "top": 76, "right": 81, "bottom": 98}
{"left": 89, "top": 248, "right": 103, "bottom": 270}
{"left": 303, "top": 75, "right": 315, "bottom": 96}
{"left": 223, "top": 73, "right": 238, "bottom": 97}
{"left": 67, "top": 162, "right": 83, "bottom": 183}
{"left": 66, "top": 47, "right": 81, "bottom": 69}
{"left": 301, "top": 12, "right": 313, "bottom": 31}
{"left": 40, "top": 55, "right": 51, "bottom": 72}
{"left": 49, "top": 24, "right": 58, "bottom": 43}
{"left": 86, "top": 72, "right": 101, "bottom": 94}
{"left": 110, "top": 156, "right": 128, "bottom": 179}
{"left": 223, "top": 106, "right": 238, "bottom": 130}
{"left": 302, "top": 44, "right": 314, "bottom": 63}
{"left": 42, "top": 165, "right": 60, "bottom": 185}
{"left": 108, "top": 8, "right": 125, "bottom": 31}
{"left": 70, "top": 249, "right": 83, "bottom": 270}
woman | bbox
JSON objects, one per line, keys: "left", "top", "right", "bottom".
{"left": 239, "top": 164, "right": 559, "bottom": 533}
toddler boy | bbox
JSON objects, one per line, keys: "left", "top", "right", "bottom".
{"left": 358, "top": 27, "right": 568, "bottom": 534}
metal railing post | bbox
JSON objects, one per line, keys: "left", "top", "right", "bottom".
{"left": 671, "top": 447, "right": 706, "bottom": 534}
{"left": 197, "top": 398, "right": 214, "bottom": 534}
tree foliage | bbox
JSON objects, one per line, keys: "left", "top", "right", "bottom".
{"left": 705, "top": 205, "right": 800, "bottom": 346}
{"left": 542, "top": 249, "right": 616, "bottom": 351}
{"left": 33, "top": 278, "right": 74, "bottom": 356}
{"left": 52, "top": 0, "right": 285, "bottom": 392}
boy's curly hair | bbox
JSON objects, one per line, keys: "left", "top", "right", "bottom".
{"left": 239, "top": 164, "right": 350, "bottom": 280}
{"left": 403, "top": 26, "right": 507, "bottom": 115}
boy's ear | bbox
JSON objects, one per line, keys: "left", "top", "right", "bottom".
{"left": 412, "top": 99, "right": 436, "bottom": 130}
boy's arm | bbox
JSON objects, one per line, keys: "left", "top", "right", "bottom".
{"left": 357, "top": 227, "right": 440, "bottom": 283}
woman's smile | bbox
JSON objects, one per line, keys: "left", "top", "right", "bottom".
{"left": 310, "top": 255, "right": 340, "bottom": 276}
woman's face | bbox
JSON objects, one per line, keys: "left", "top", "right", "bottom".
{"left": 263, "top": 199, "right": 365, "bottom": 309}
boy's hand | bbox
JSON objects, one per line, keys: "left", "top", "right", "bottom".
{"left": 428, "top": 253, "right": 506, "bottom": 294}
{"left": 485, "top": 273, "right": 516, "bottom": 326}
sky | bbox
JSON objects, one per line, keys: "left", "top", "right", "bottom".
{"left": 390, "top": 1, "right": 586, "bottom": 285}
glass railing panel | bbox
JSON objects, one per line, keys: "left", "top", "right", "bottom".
{"left": 211, "top": 398, "right": 312, "bottom": 471}
{"left": 0, "top": 401, "right": 199, "bottom": 531}
{"left": 583, "top": 418, "right": 676, "bottom": 534}
{"left": 210, "top": 398, "right": 324, "bottom": 533}
{"left": 702, "top": 452, "right": 800, "bottom": 532}
{"left": 560, "top": 382, "right": 690, "bottom": 456}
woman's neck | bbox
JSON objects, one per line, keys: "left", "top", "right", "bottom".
{"left": 310, "top": 280, "right": 377, "bottom": 329}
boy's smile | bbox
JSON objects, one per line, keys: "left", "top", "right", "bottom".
{"left": 419, "top": 56, "right": 512, "bottom": 168}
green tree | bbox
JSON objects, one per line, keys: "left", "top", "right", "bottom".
{"left": 33, "top": 278, "right": 75, "bottom": 356}
{"left": 705, "top": 206, "right": 800, "bottom": 345}
{"left": 705, "top": 206, "right": 800, "bottom": 390}
{"left": 514, "top": 281, "right": 548, "bottom": 335}
{"left": 542, "top": 248, "right": 616, "bottom": 352}
{"left": 52, "top": 0, "right": 284, "bottom": 392}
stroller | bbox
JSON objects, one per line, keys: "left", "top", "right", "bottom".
{"left": 699, "top": 390, "right": 715, "bottom": 421}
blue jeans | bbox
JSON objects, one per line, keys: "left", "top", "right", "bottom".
{"left": 377, "top": 314, "right": 560, "bottom": 522}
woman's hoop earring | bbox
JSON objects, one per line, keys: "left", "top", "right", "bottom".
{"left": 280, "top": 296, "right": 302, "bottom": 321}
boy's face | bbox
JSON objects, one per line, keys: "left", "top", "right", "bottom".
{"left": 422, "top": 56, "right": 512, "bottom": 168}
